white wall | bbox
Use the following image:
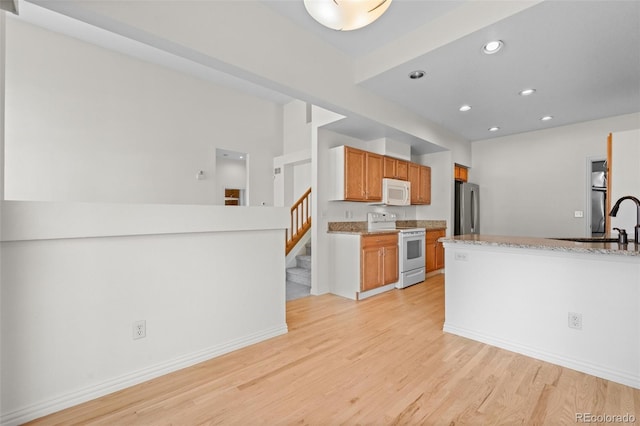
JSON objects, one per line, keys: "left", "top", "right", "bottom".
{"left": 415, "top": 150, "right": 454, "bottom": 235}
{"left": 293, "top": 162, "right": 311, "bottom": 202}
{"left": 4, "top": 19, "right": 282, "bottom": 205}
{"left": 0, "top": 16, "right": 290, "bottom": 425}
{"left": 610, "top": 129, "right": 640, "bottom": 238}
{"left": 39, "top": 0, "right": 471, "bottom": 156}
{"left": 1, "top": 228, "right": 287, "bottom": 425}
{"left": 471, "top": 113, "right": 640, "bottom": 237}
{"left": 283, "top": 100, "right": 311, "bottom": 154}
{"left": 274, "top": 100, "right": 312, "bottom": 208}
{"left": 0, "top": 202, "right": 288, "bottom": 425}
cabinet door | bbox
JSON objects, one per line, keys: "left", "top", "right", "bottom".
{"left": 408, "top": 163, "right": 420, "bottom": 204}
{"left": 361, "top": 246, "right": 382, "bottom": 291}
{"left": 435, "top": 241, "right": 445, "bottom": 270}
{"left": 396, "top": 160, "right": 409, "bottom": 180}
{"left": 419, "top": 165, "right": 431, "bottom": 205}
{"left": 425, "top": 229, "right": 445, "bottom": 272}
{"left": 382, "top": 244, "right": 399, "bottom": 285}
{"left": 365, "top": 152, "right": 383, "bottom": 201}
{"left": 435, "top": 230, "right": 446, "bottom": 270}
{"left": 383, "top": 157, "right": 396, "bottom": 179}
{"left": 344, "top": 147, "right": 366, "bottom": 200}
{"left": 425, "top": 241, "right": 437, "bottom": 272}
{"left": 409, "top": 164, "right": 431, "bottom": 205}
{"left": 454, "top": 165, "right": 468, "bottom": 182}
{"left": 383, "top": 158, "right": 409, "bottom": 181}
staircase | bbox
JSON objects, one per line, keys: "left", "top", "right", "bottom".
{"left": 286, "top": 242, "right": 311, "bottom": 301}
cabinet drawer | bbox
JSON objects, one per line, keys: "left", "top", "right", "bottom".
{"left": 361, "top": 233, "right": 398, "bottom": 249}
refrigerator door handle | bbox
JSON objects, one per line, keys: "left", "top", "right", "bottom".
{"left": 470, "top": 189, "right": 475, "bottom": 232}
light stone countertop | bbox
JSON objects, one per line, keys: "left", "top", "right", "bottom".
{"left": 439, "top": 234, "right": 640, "bottom": 257}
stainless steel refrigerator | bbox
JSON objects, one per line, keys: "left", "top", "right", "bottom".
{"left": 590, "top": 170, "right": 607, "bottom": 237}
{"left": 454, "top": 182, "right": 480, "bottom": 235}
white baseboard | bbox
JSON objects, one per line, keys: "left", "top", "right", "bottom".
{"left": 1, "top": 324, "right": 288, "bottom": 426}
{"left": 443, "top": 323, "right": 640, "bottom": 390}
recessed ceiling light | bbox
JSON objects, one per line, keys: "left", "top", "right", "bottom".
{"left": 488, "top": 126, "right": 500, "bottom": 132}
{"left": 459, "top": 105, "right": 472, "bottom": 112}
{"left": 408, "top": 70, "right": 425, "bottom": 79}
{"left": 540, "top": 116, "right": 553, "bottom": 121}
{"left": 483, "top": 40, "right": 504, "bottom": 54}
{"left": 519, "top": 88, "right": 536, "bottom": 96}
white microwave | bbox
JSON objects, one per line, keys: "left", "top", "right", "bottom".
{"left": 381, "top": 178, "right": 411, "bottom": 206}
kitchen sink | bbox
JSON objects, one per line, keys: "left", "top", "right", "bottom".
{"left": 553, "top": 237, "right": 619, "bottom": 243}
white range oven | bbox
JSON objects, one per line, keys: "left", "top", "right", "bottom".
{"left": 396, "top": 227, "right": 426, "bottom": 289}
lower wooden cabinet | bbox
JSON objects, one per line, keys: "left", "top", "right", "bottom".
{"left": 361, "top": 233, "right": 399, "bottom": 292}
{"left": 426, "top": 229, "right": 446, "bottom": 273}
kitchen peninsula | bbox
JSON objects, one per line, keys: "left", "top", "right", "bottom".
{"left": 441, "top": 234, "right": 640, "bottom": 389}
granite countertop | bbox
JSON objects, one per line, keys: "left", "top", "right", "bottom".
{"left": 327, "top": 220, "right": 446, "bottom": 235}
{"left": 439, "top": 234, "right": 640, "bottom": 257}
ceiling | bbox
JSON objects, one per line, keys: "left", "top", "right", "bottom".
{"left": 12, "top": 0, "right": 640, "bottom": 151}
{"left": 265, "top": 0, "right": 640, "bottom": 142}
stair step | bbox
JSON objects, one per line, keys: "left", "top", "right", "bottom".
{"left": 286, "top": 267, "right": 311, "bottom": 286}
{"left": 296, "top": 255, "right": 311, "bottom": 270}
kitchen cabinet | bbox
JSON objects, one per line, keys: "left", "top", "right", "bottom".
{"left": 329, "top": 231, "right": 399, "bottom": 300}
{"left": 426, "top": 229, "right": 446, "bottom": 272}
{"left": 408, "top": 163, "right": 431, "bottom": 204}
{"left": 383, "top": 156, "right": 409, "bottom": 181}
{"left": 361, "top": 233, "right": 399, "bottom": 292}
{"left": 454, "top": 164, "right": 468, "bottom": 182}
{"left": 329, "top": 146, "right": 383, "bottom": 201}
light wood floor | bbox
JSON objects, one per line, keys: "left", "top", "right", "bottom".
{"left": 30, "top": 274, "right": 639, "bottom": 425}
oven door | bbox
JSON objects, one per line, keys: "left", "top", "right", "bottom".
{"left": 400, "top": 233, "right": 425, "bottom": 272}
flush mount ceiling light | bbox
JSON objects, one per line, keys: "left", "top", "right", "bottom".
{"left": 482, "top": 40, "right": 504, "bottom": 54}
{"left": 409, "top": 70, "right": 425, "bottom": 79}
{"left": 519, "top": 88, "right": 536, "bottom": 96}
{"left": 303, "top": 0, "right": 393, "bottom": 31}
{"left": 488, "top": 126, "right": 500, "bottom": 132}
{"left": 459, "top": 105, "right": 472, "bottom": 112}
{"left": 540, "top": 115, "right": 553, "bottom": 121}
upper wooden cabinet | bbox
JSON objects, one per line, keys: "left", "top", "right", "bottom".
{"left": 329, "top": 146, "right": 382, "bottom": 202}
{"left": 383, "top": 157, "right": 409, "bottom": 181}
{"left": 454, "top": 164, "right": 468, "bottom": 182}
{"left": 330, "top": 145, "right": 431, "bottom": 204}
{"left": 408, "top": 163, "right": 431, "bottom": 205}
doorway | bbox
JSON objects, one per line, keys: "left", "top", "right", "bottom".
{"left": 216, "top": 148, "right": 248, "bottom": 206}
{"left": 224, "top": 188, "right": 245, "bottom": 206}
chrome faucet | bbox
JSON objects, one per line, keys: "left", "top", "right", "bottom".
{"left": 609, "top": 195, "right": 640, "bottom": 244}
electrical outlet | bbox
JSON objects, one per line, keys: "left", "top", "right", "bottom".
{"left": 454, "top": 252, "right": 468, "bottom": 261}
{"left": 568, "top": 312, "right": 582, "bottom": 330}
{"left": 133, "top": 320, "right": 146, "bottom": 340}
